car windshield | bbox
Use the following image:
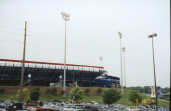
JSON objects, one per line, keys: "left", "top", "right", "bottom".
{"left": 76, "top": 106, "right": 82, "bottom": 109}
{"left": 0, "top": 105, "right": 5, "bottom": 108}
{"left": 30, "top": 104, "right": 37, "bottom": 106}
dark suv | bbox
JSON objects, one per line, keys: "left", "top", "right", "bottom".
{"left": 84, "top": 105, "right": 99, "bottom": 111}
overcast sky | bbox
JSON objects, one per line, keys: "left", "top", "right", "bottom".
{"left": 0, "top": 0, "right": 170, "bottom": 88}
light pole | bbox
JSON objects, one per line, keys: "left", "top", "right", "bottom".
{"left": 148, "top": 33, "right": 157, "bottom": 110}
{"left": 72, "top": 73, "right": 75, "bottom": 104}
{"left": 61, "top": 12, "right": 70, "bottom": 97}
{"left": 122, "top": 47, "right": 126, "bottom": 88}
{"left": 118, "top": 31, "right": 123, "bottom": 93}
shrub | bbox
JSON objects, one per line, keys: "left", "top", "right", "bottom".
{"left": 30, "top": 90, "right": 40, "bottom": 102}
{"left": 16, "top": 88, "right": 30, "bottom": 101}
{"left": 84, "top": 88, "right": 90, "bottom": 94}
{"left": 129, "top": 90, "right": 142, "bottom": 106}
{"left": 0, "top": 88, "right": 5, "bottom": 94}
{"left": 45, "top": 88, "right": 51, "bottom": 94}
{"left": 97, "top": 88, "right": 103, "bottom": 94}
{"left": 51, "top": 87, "right": 57, "bottom": 94}
{"left": 60, "top": 89, "right": 65, "bottom": 96}
{"left": 102, "top": 88, "right": 122, "bottom": 104}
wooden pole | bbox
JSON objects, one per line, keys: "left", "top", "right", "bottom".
{"left": 19, "top": 21, "right": 27, "bottom": 102}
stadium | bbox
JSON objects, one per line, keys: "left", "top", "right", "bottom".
{"left": 0, "top": 59, "right": 120, "bottom": 88}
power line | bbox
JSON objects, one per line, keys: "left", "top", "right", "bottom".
{"left": 26, "top": 32, "right": 116, "bottom": 60}
{"left": 26, "top": 29, "right": 117, "bottom": 56}
{"left": 0, "top": 31, "right": 23, "bottom": 35}
{"left": 0, "top": 26, "right": 23, "bottom": 30}
{"left": 0, "top": 39, "right": 23, "bottom": 44}
{"left": 0, "top": 27, "right": 160, "bottom": 72}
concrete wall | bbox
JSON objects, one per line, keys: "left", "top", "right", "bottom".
{"left": 0, "top": 86, "right": 126, "bottom": 95}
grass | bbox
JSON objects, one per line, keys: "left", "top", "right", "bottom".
{"left": 115, "top": 89, "right": 170, "bottom": 107}
{"left": 0, "top": 89, "right": 169, "bottom": 107}
{"left": 0, "top": 94, "right": 18, "bottom": 101}
{"left": 39, "top": 94, "right": 103, "bottom": 103}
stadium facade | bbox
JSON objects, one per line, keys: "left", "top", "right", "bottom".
{"left": 0, "top": 59, "right": 120, "bottom": 88}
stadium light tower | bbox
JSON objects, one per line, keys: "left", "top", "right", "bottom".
{"left": 148, "top": 33, "right": 158, "bottom": 111}
{"left": 118, "top": 31, "right": 123, "bottom": 94}
{"left": 61, "top": 12, "right": 70, "bottom": 97}
{"left": 122, "top": 47, "right": 126, "bottom": 88}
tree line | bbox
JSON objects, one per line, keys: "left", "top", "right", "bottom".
{"left": 127, "top": 86, "right": 170, "bottom": 94}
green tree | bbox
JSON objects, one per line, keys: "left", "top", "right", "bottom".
{"left": 51, "top": 87, "right": 57, "bottom": 94}
{"left": 16, "top": 88, "right": 30, "bottom": 101}
{"left": 128, "top": 86, "right": 144, "bottom": 93}
{"left": 137, "top": 86, "right": 144, "bottom": 93}
{"left": 148, "top": 90, "right": 151, "bottom": 94}
{"left": 84, "top": 88, "right": 90, "bottom": 94}
{"left": 129, "top": 90, "right": 142, "bottom": 106}
{"left": 102, "top": 88, "right": 122, "bottom": 105}
{"left": 30, "top": 90, "right": 40, "bottom": 102}
{"left": 69, "top": 86, "right": 83, "bottom": 101}
{"left": 60, "top": 89, "right": 65, "bottom": 96}
{"left": 143, "top": 86, "right": 151, "bottom": 94}
{"left": 45, "top": 88, "right": 51, "bottom": 94}
{"left": 162, "top": 87, "right": 170, "bottom": 94}
{"left": 97, "top": 88, "right": 103, "bottom": 94}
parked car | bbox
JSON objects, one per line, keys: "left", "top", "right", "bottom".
{"left": 84, "top": 105, "right": 98, "bottom": 111}
{"left": 25, "top": 103, "right": 38, "bottom": 109}
{"left": 107, "top": 108, "right": 119, "bottom": 111}
{"left": 96, "top": 105, "right": 107, "bottom": 111}
{"left": 0, "top": 104, "right": 6, "bottom": 111}
{"left": 29, "top": 107, "right": 55, "bottom": 111}
{"left": 7, "top": 102, "right": 23, "bottom": 111}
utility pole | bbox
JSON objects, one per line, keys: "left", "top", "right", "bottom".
{"left": 19, "top": 21, "right": 27, "bottom": 102}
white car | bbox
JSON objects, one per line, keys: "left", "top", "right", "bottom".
{"left": 0, "top": 104, "right": 6, "bottom": 111}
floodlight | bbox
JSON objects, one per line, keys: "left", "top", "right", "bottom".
{"left": 152, "top": 33, "right": 157, "bottom": 37}
{"left": 148, "top": 35, "right": 153, "bottom": 38}
{"left": 65, "top": 13, "right": 70, "bottom": 17}
{"left": 118, "top": 31, "right": 122, "bottom": 38}
{"left": 28, "top": 74, "right": 31, "bottom": 78}
{"left": 122, "top": 47, "right": 125, "bottom": 52}
{"left": 65, "top": 18, "right": 69, "bottom": 21}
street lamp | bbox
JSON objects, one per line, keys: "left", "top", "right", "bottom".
{"left": 148, "top": 33, "right": 157, "bottom": 111}
{"left": 122, "top": 47, "right": 126, "bottom": 88}
{"left": 28, "top": 74, "right": 31, "bottom": 86}
{"left": 61, "top": 12, "right": 70, "bottom": 97}
{"left": 118, "top": 31, "right": 123, "bottom": 93}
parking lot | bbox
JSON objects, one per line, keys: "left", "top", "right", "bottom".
{"left": 0, "top": 99, "right": 170, "bottom": 111}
